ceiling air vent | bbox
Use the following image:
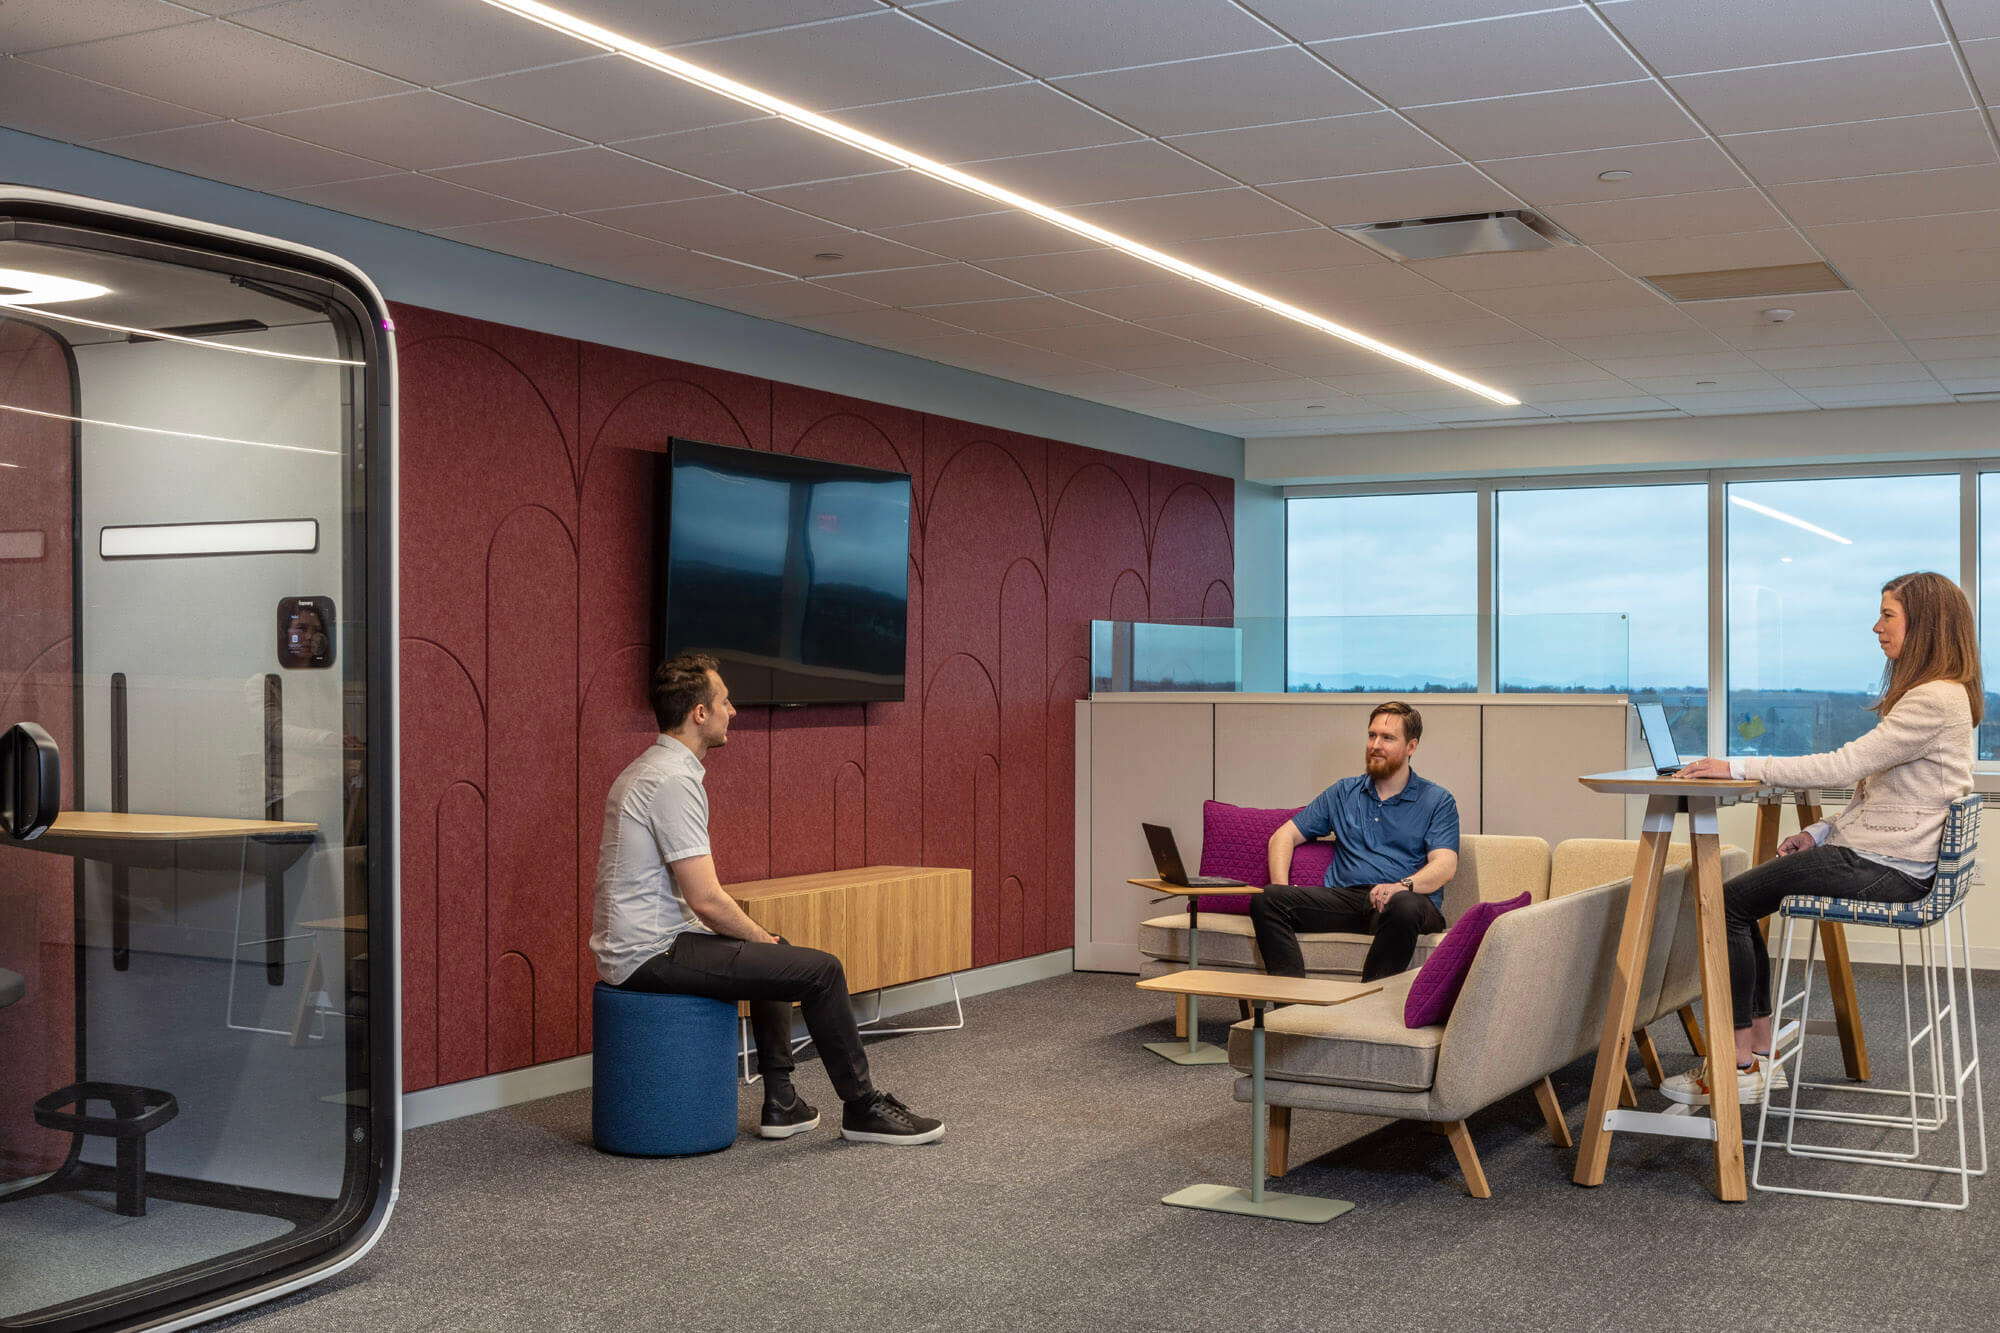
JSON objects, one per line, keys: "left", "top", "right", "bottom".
{"left": 1643, "top": 263, "right": 1848, "bottom": 302}
{"left": 1337, "top": 209, "right": 1577, "bottom": 262}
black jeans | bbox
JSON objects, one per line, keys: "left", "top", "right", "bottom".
{"left": 1250, "top": 883, "right": 1446, "bottom": 982}
{"left": 1722, "top": 845, "right": 1932, "bottom": 1029}
{"left": 618, "top": 932, "right": 874, "bottom": 1103}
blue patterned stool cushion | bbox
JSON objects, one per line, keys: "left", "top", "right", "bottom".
{"left": 1781, "top": 794, "right": 1981, "bottom": 931}
{"left": 591, "top": 983, "right": 737, "bottom": 1157}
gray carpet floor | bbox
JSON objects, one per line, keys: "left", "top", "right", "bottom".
{"left": 213, "top": 964, "right": 1999, "bottom": 1333}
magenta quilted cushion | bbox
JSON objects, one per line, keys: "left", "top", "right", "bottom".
{"left": 1403, "top": 891, "right": 1533, "bottom": 1028}
{"left": 1196, "top": 800, "right": 1303, "bottom": 913}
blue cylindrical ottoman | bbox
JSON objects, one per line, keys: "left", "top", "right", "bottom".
{"left": 591, "top": 983, "right": 738, "bottom": 1157}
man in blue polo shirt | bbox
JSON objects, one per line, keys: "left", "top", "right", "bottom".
{"left": 1252, "top": 700, "right": 1461, "bottom": 982}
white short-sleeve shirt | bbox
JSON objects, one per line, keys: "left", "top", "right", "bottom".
{"left": 590, "top": 736, "right": 714, "bottom": 984}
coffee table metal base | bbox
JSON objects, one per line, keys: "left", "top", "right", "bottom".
{"left": 1162, "top": 1183, "right": 1355, "bottom": 1223}
{"left": 1143, "top": 1039, "right": 1230, "bottom": 1064}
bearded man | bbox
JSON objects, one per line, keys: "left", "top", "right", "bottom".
{"left": 1249, "top": 700, "right": 1462, "bottom": 982}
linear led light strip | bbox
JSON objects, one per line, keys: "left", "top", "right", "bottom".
{"left": 1730, "top": 495, "right": 1852, "bottom": 545}
{"left": 101, "top": 518, "right": 317, "bottom": 559}
{"left": 478, "top": 0, "right": 1521, "bottom": 407}
{"left": 0, "top": 402, "right": 339, "bottom": 457}
{"left": 0, "top": 305, "right": 363, "bottom": 367}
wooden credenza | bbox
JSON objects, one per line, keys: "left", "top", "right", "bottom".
{"left": 728, "top": 866, "right": 971, "bottom": 994}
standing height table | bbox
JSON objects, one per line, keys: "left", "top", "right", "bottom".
{"left": 1129, "top": 879, "right": 1264, "bottom": 1064}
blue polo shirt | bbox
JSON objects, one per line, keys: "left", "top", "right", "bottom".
{"left": 1292, "top": 771, "right": 1460, "bottom": 911}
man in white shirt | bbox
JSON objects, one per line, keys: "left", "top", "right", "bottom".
{"left": 590, "top": 652, "right": 943, "bottom": 1146}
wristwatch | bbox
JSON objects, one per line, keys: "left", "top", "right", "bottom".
{"left": 1398, "top": 876, "right": 1417, "bottom": 892}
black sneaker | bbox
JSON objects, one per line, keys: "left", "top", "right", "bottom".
{"left": 758, "top": 1093, "right": 819, "bottom": 1140}
{"left": 840, "top": 1091, "right": 944, "bottom": 1145}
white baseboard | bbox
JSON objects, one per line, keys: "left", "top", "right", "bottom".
{"left": 401, "top": 948, "right": 1075, "bottom": 1130}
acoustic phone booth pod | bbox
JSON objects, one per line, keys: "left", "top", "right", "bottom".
{"left": 0, "top": 187, "right": 398, "bottom": 1331}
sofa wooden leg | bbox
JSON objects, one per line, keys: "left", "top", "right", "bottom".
{"left": 1266, "top": 1106, "right": 1291, "bottom": 1179}
{"left": 1533, "top": 1077, "right": 1572, "bottom": 1149}
{"left": 1678, "top": 1004, "right": 1706, "bottom": 1058}
{"left": 1174, "top": 993, "right": 1188, "bottom": 1039}
{"left": 1435, "top": 1121, "right": 1491, "bottom": 1199}
{"left": 1618, "top": 1067, "right": 1639, "bottom": 1109}
{"left": 1633, "top": 1028, "right": 1667, "bottom": 1087}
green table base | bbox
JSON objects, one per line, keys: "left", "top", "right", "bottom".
{"left": 1142, "top": 1039, "right": 1229, "bottom": 1065}
{"left": 1162, "top": 1183, "right": 1355, "bottom": 1223}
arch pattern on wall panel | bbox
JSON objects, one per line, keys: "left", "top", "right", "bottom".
{"left": 393, "top": 304, "right": 1233, "bottom": 1091}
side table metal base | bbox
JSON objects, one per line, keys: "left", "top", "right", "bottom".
{"left": 1143, "top": 1040, "right": 1230, "bottom": 1065}
{"left": 1162, "top": 1183, "right": 1354, "bottom": 1223}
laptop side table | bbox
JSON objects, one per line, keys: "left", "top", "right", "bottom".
{"left": 1129, "top": 879, "right": 1263, "bottom": 1064}
{"left": 1138, "top": 969, "right": 1380, "bottom": 1222}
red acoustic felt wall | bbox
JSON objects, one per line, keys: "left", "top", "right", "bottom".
{"left": 394, "top": 304, "right": 1234, "bottom": 1092}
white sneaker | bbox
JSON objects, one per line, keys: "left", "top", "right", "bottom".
{"left": 1660, "top": 1056, "right": 1787, "bottom": 1107}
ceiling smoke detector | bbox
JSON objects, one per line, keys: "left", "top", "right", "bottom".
{"left": 1336, "top": 209, "right": 1578, "bottom": 262}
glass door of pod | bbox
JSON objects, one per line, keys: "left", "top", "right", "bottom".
{"left": 0, "top": 189, "right": 396, "bottom": 1333}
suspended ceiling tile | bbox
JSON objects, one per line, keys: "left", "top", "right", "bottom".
{"left": 1886, "top": 310, "right": 2000, "bottom": 339}
{"left": 1166, "top": 111, "right": 1457, "bottom": 185}
{"left": 1810, "top": 209, "right": 2000, "bottom": 260}
{"left": 1591, "top": 351, "right": 1767, "bottom": 375}
{"left": 1771, "top": 362, "right": 1937, "bottom": 388}
{"left": 891, "top": 331, "right": 1111, "bottom": 377}
{"left": 1217, "top": 377, "right": 1349, "bottom": 402}
{"left": 1673, "top": 290, "right": 1868, "bottom": 329}
{"left": 430, "top": 148, "right": 728, "bottom": 213}
{"left": 1337, "top": 292, "right": 1495, "bottom": 329}
{"left": 1913, "top": 333, "right": 2000, "bottom": 358}
{"left": 230, "top": 0, "right": 591, "bottom": 84}
{"left": 1409, "top": 245, "right": 1624, "bottom": 290}
{"left": 0, "top": 57, "right": 211, "bottom": 142}
{"left": 562, "top": 0, "right": 887, "bottom": 48}
{"left": 1313, "top": 9, "right": 1646, "bottom": 107}
{"left": 1551, "top": 328, "right": 1732, "bottom": 356}
{"left": 840, "top": 81, "right": 1140, "bottom": 164}
{"left": 756, "top": 170, "right": 993, "bottom": 230}
{"left": 1968, "top": 37, "right": 2000, "bottom": 98}
{"left": 21, "top": 19, "right": 410, "bottom": 119}
{"left": 248, "top": 91, "right": 585, "bottom": 172}
{"left": 94, "top": 119, "right": 391, "bottom": 192}
{"left": 1170, "top": 228, "right": 1387, "bottom": 275}
{"left": 1769, "top": 165, "right": 2000, "bottom": 227}
{"left": 811, "top": 262, "right": 1037, "bottom": 306}
{"left": 1718, "top": 318, "right": 1900, "bottom": 350}
{"left": 1826, "top": 249, "right": 2000, "bottom": 286}
{"left": 443, "top": 57, "right": 769, "bottom": 145}
{"left": 1246, "top": 1, "right": 1587, "bottom": 44}
{"left": 1151, "top": 359, "right": 1306, "bottom": 387}
{"left": 1505, "top": 305, "right": 1699, "bottom": 340}
{"left": 1473, "top": 278, "right": 1670, "bottom": 316}
{"left": 1743, "top": 341, "right": 1916, "bottom": 368}
{"left": 1039, "top": 335, "right": 1246, "bottom": 372}
{"left": 1539, "top": 394, "right": 1677, "bottom": 414}
{"left": 1423, "top": 337, "right": 1593, "bottom": 367}
{"left": 1598, "top": 0, "right": 1947, "bottom": 75}
{"left": 790, "top": 306, "right": 970, "bottom": 342}
{"left": 431, "top": 213, "right": 772, "bottom": 290}
{"left": 1797, "top": 382, "right": 1954, "bottom": 406}
{"left": 874, "top": 211, "right": 1091, "bottom": 262}
{"left": 618, "top": 218, "right": 934, "bottom": 278}
{"left": 1480, "top": 138, "right": 1746, "bottom": 207}
{"left": 0, "top": 0, "right": 195, "bottom": 54}
{"left": 1869, "top": 278, "right": 2000, "bottom": 315}
{"left": 1067, "top": 188, "right": 1311, "bottom": 247}
{"left": 1621, "top": 369, "right": 1785, "bottom": 392}
{"left": 582, "top": 191, "right": 860, "bottom": 246}
{"left": 979, "top": 247, "right": 1178, "bottom": 292}
{"left": 1403, "top": 81, "right": 1701, "bottom": 159}
{"left": 1137, "top": 305, "right": 1317, "bottom": 341}
{"left": 1053, "top": 47, "right": 1376, "bottom": 138}
{"left": 707, "top": 280, "right": 886, "bottom": 320}
{"left": 1592, "top": 229, "right": 1818, "bottom": 274}
{"left": 1543, "top": 188, "right": 1789, "bottom": 245}
{"left": 1262, "top": 164, "right": 1519, "bottom": 227}
{"left": 668, "top": 11, "right": 1021, "bottom": 111}
{"left": 911, "top": 295, "right": 1120, "bottom": 333}
{"left": 285, "top": 172, "right": 545, "bottom": 230}
{"left": 1021, "top": 368, "right": 1167, "bottom": 393}
{"left": 1672, "top": 388, "right": 1821, "bottom": 414}
{"left": 1061, "top": 282, "right": 1254, "bottom": 320}
{"left": 1723, "top": 112, "right": 2000, "bottom": 187}
{"left": 908, "top": 0, "right": 1283, "bottom": 80}
{"left": 1389, "top": 316, "right": 1547, "bottom": 349}
{"left": 154, "top": 0, "right": 268, "bottom": 11}
{"left": 967, "top": 140, "right": 1236, "bottom": 207}
{"left": 1669, "top": 46, "right": 1972, "bottom": 135}
{"left": 616, "top": 119, "right": 892, "bottom": 191}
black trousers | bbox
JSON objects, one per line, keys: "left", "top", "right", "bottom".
{"left": 1250, "top": 883, "right": 1446, "bottom": 982}
{"left": 618, "top": 931, "right": 874, "bottom": 1103}
{"left": 1722, "top": 844, "right": 1931, "bottom": 1029}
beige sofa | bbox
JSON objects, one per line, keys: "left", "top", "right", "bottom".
{"left": 1225, "top": 842, "right": 1748, "bottom": 1197}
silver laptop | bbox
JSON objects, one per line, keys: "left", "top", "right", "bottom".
{"left": 1635, "top": 702, "right": 1683, "bottom": 776}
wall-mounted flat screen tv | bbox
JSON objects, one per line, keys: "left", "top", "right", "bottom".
{"left": 656, "top": 439, "right": 912, "bottom": 706}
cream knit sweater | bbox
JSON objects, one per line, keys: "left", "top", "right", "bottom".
{"left": 1740, "top": 679, "right": 1975, "bottom": 865}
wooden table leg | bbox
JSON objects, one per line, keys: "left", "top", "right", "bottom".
{"left": 1793, "top": 800, "right": 1870, "bottom": 1081}
{"left": 1574, "top": 797, "right": 1676, "bottom": 1187}
{"left": 1690, "top": 807, "right": 1747, "bottom": 1202}
{"left": 1754, "top": 803, "right": 1779, "bottom": 946}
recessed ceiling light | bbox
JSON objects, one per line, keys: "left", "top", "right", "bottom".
{"left": 812, "top": 252, "right": 845, "bottom": 263}
{"left": 1305, "top": 404, "right": 1327, "bottom": 411}
{"left": 475, "top": 0, "right": 1521, "bottom": 408}
{"left": 1695, "top": 380, "right": 1717, "bottom": 386}
{"left": 1596, "top": 169, "right": 1634, "bottom": 182}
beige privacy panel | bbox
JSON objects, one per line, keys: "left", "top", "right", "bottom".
{"left": 1214, "top": 700, "right": 1482, "bottom": 832}
{"left": 1085, "top": 702, "right": 1212, "bottom": 966}
{"left": 1482, "top": 703, "right": 1627, "bottom": 845}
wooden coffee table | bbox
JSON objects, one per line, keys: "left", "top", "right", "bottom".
{"left": 1129, "top": 878, "right": 1263, "bottom": 1064}
{"left": 1138, "top": 969, "right": 1381, "bottom": 1223}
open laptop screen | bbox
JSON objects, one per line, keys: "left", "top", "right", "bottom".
{"left": 1635, "top": 702, "right": 1681, "bottom": 775}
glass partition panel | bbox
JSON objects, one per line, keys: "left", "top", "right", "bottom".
{"left": 1979, "top": 472, "right": 2000, "bottom": 761}
{"left": 0, "top": 199, "right": 391, "bottom": 1332}
{"left": 1726, "top": 475, "right": 1958, "bottom": 756}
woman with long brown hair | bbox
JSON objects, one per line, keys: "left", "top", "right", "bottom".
{"left": 1667, "top": 570, "right": 1982, "bottom": 1106}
